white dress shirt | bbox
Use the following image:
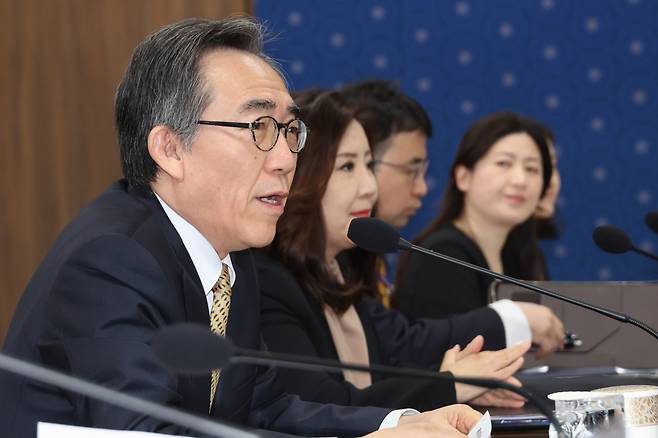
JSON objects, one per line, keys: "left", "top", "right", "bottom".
{"left": 489, "top": 300, "right": 532, "bottom": 346}
{"left": 155, "top": 193, "right": 235, "bottom": 312}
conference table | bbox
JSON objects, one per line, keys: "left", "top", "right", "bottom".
{"left": 485, "top": 367, "right": 658, "bottom": 437}
{"left": 488, "top": 405, "right": 548, "bottom": 438}
{"left": 495, "top": 431, "right": 545, "bottom": 437}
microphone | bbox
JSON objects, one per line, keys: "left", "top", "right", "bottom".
{"left": 593, "top": 224, "right": 658, "bottom": 262}
{"left": 348, "top": 217, "right": 658, "bottom": 343}
{"left": 646, "top": 211, "right": 658, "bottom": 235}
{"left": 0, "top": 351, "right": 258, "bottom": 438}
{"left": 152, "top": 323, "right": 565, "bottom": 436}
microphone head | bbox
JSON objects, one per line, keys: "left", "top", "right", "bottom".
{"left": 347, "top": 217, "right": 409, "bottom": 253}
{"left": 152, "top": 323, "right": 234, "bottom": 374}
{"left": 592, "top": 225, "right": 633, "bottom": 254}
{"left": 646, "top": 211, "right": 658, "bottom": 234}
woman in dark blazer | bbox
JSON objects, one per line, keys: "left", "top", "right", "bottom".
{"left": 256, "top": 90, "right": 530, "bottom": 412}
{"left": 394, "top": 113, "right": 562, "bottom": 343}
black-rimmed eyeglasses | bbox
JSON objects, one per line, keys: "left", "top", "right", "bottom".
{"left": 197, "top": 116, "right": 309, "bottom": 153}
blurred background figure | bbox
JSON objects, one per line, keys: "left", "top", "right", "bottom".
{"left": 394, "top": 112, "right": 565, "bottom": 357}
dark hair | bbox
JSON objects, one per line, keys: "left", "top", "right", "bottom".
{"left": 534, "top": 120, "right": 555, "bottom": 146}
{"left": 292, "top": 87, "right": 326, "bottom": 109}
{"left": 535, "top": 217, "right": 560, "bottom": 240}
{"left": 268, "top": 90, "right": 377, "bottom": 313}
{"left": 395, "top": 111, "right": 554, "bottom": 287}
{"left": 115, "top": 17, "right": 280, "bottom": 193}
{"left": 340, "top": 80, "right": 432, "bottom": 159}
{"left": 532, "top": 123, "right": 561, "bottom": 241}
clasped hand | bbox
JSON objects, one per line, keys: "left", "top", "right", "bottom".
{"left": 439, "top": 335, "right": 530, "bottom": 408}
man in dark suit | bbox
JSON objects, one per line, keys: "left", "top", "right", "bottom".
{"left": 0, "top": 17, "right": 483, "bottom": 438}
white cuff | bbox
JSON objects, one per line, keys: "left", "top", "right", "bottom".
{"left": 379, "top": 408, "right": 419, "bottom": 429}
{"left": 489, "top": 299, "right": 531, "bottom": 347}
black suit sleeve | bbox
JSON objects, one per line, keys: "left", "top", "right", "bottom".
{"left": 258, "top": 256, "right": 460, "bottom": 411}
{"left": 366, "top": 300, "right": 506, "bottom": 369}
{"left": 396, "top": 239, "right": 490, "bottom": 320}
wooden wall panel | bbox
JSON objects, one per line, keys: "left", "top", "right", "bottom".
{"left": 0, "top": 0, "right": 252, "bottom": 342}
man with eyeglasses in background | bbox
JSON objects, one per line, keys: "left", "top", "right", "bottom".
{"left": 0, "top": 18, "right": 487, "bottom": 438}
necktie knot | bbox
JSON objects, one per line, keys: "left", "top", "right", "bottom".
{"left": 212, "top": 263, "right": 232, "bottom": 297}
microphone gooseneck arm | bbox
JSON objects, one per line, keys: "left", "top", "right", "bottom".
{"left": 0, "top": 353, "right": 258, "bottom": 438}
{"left": 404, "top": 241, "right": 658, "bottom": 342}
{"left": 631, "top": 246, "right": 658, "bottom": 262}
{"left": 231, "top": 346, "right": 564, "bottom": 435}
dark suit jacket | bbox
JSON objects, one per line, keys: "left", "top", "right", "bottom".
{"left": 0, "top": 180, "right": 388, "bottom": 438}
{"left": 396, "top": 224, "right": 495, "bottom": 319}
{"left": 255, "top": 251, "right": 506, "bottom": 412}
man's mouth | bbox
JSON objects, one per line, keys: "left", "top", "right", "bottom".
{"left": 258, "top": 192, "right": 288, "bottom": 206}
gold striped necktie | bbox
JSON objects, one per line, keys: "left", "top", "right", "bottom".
{"left": 208, "top": 263, "right": 232, "bottom": 411}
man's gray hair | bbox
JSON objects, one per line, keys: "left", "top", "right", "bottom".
{"left": 115, "top": 17, "right": 282, "bottom": 193}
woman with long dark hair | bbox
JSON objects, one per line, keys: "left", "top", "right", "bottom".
{"left": 255, "top": 91, "right": 531, "bottom": 412}
{"left": 394, "top": 112, "right": 564, "bottom": 355}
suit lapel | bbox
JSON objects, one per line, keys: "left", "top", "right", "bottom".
{"left": 143, "top": 192, "right": 209, "bottom": 325}
{"left": 138, "top": 191, "right": 211, "bottom": 414}
{"left": 307, "top": 294, "right": 342, "bottom": 360}
{"left": 355, "top": 301, "right": 384, "bottom": 382}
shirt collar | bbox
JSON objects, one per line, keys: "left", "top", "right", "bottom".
{"left": 154, "top": 193, "right": 236, "bottom": 293}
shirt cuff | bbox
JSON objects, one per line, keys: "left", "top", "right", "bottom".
{"left": 489, "top": 299, "right": 532, "bottom": 347}
{"left": 379, "top": 408, "right": 419, "bottom": 429}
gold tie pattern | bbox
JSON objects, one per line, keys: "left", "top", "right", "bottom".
{"left": 209, "top": 263, "right": 232, "bottom": 412}
{"left": 375, "top": 258, "right": 391, "bottom": 308}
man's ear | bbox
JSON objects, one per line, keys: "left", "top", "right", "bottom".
{"left": 454, "top": 164, "right": 471, "bottom": 192}
{"left": 147, "top": 125, "right": 185, "bottom": 181}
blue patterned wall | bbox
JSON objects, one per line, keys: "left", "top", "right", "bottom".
{"left": 255, "top": 0, "right": 658, "bottom": 281}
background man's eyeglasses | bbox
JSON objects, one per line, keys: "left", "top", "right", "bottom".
{"left": 197, "top": 116, "right": 309, "bottom": 153}
{"left": 372, "top": 159, "right": 429, "bottom": 182}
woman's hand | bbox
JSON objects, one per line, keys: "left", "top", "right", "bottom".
{"left": 440, "top": 335, "right": 529, "bottom": 407}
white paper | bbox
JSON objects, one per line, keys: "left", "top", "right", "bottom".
{"left": 467, "top": 411, "right": 492, "bottom": 438}
{"left": 38, "top": 422, "right": 196, "bottom": 438}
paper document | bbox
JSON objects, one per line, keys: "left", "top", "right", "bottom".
{"left": 38, "top": 422, "right": 196, "bottom": 438}
{"left": 467, "top": 411, "right": 492, "bottom": 438}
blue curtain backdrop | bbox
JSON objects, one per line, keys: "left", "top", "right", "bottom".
{"left": 255, "top": 0, "right": 658, "bottom": 281}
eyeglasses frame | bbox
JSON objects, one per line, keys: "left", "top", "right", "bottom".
{"left": 196, "top": 115, "right": 309, "bottom": 153}
{"left": 372, "top": 158, "right": 430, "bottom": 182}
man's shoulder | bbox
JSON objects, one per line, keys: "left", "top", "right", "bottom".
{"left": 78, "top": 180, "right": 159, "bottom": 236}
{"left": 38, "top": 180, "right": 174, "bottom": 278}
